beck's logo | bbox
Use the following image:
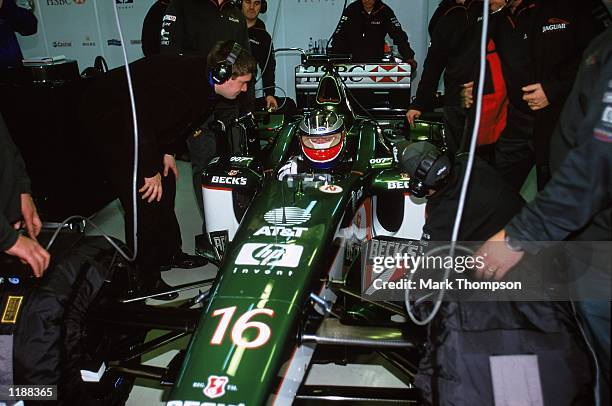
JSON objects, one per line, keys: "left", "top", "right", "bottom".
{"left": 203, "top": 375, "right": 229, "bottom": 399}
{"left": 211, "top": 176, "right": 247, "bottom": 186}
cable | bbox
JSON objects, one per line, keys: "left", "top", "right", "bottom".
{"left": 45, "top": 215, "right": 133, "bottom": 261}
{"left": 344, "top": 85, "right": 377, "bottom": 121}
{"left": 112, "top": 0, "right": 138, "bottom": 261}
{"left": 404, "top": 0, "right": 490, "bottom": 326}
{"left": 261, "top": 85, "right": 288, "bottom": 111}
{"left": 255, "top": 0, "right": 282, "bottom": 84}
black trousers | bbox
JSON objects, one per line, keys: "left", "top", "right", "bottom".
{"left": 443, "top": 105, "right": 468, "bottom": 156}
{"left": 112, "top": 169, "right": 181, "bottom": 288}
{"left": 493, "top": 104, "right": 535, "bottom": 191}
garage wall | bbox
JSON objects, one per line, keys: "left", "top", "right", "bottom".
{"left": 17, "top": 0, "right": 441, "bottom": 99}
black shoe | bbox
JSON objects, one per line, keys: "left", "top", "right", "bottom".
{"left": 145, "top": 279, "right": 179, "bottom": 301}
{"left": 160, "top": 251, "right": 208, "bottom": 272}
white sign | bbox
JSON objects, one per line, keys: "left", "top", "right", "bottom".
{"left": 235, "top": 243, "right": 303, "bottom": 267}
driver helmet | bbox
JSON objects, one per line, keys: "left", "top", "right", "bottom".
{"left": 299, "top": 110, "right": 346, "bottom": 170}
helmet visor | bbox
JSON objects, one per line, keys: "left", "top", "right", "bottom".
{"left": 301, "top": 132, "right": 343, "bottom": 150}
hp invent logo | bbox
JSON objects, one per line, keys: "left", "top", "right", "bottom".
{"left": 253, "top": 244, "right": 287, "bottom": 265}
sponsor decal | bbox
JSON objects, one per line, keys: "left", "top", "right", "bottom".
{"left": 235, "top": 243, "right": 303, "bottom": 267}
{"left": 1, "top": 296, "right": 23, "bottom": 324}
{"left": 46, "top": 0, "right": 71, "bottom": 5}
{"left": 107, "top": 39, "right": 122, "bottom": 46}
{"left": 228, "top": 16, "right": 240, "bottom": 23}
{"left": 264, "top": 201, "right": 316, "bottom": 226}
{"left": 163, "top": 14, "right": 176, "bottom": 22}
{"left": 594, "top": 128, "right": 612, "bottom": 142}
{"left": 0, "top": 277, "right": 4, "bottom": 284}
{"left": 319, "top": 184, "right": 343, "bottom": 194}
{"left": 130, "top": 39, "right": 142, "bottom": 45}
{"left": 254, "top": 226, "right": 308, "bottom": 238}
{"left": 602, "top": 106, "right": 612, "bottom": 125}
{"left": 8, "top": 277, "right": 19, "bottom": 285}
{"left": 363, "top": 240, "right": 420, "bottom": 295}
{"left": 115, "top": 0, "right": 133, "bottom": 8}
{"left": 399, "top": 173, "right": 410, "bottom": 181}
{"left": 229, "top": 156, "right": 253, "bottom": 164}
{"left": 210, "top": 230, "right": 229, "bottom": 257}
{"left": 228, "top": 169, "right": 239, "bottom": 176}
{"left": 386, "top": 181, "right": 410, "bottom": 190}
{"left": 167, "top": 401, "right": 245, "bottom": 406}
{"left": 542, "top": 19, "right": 569, "bottom": 33}
{"left": 369, "top": 157, "right": 394, "bottom": 167}
{"left": 52, "top": 41, "right": 72, "bottom": 48}
{"left": 203, "top": 375, "right": 229, "bottom": 399}
{"left": 82, "top": 40, "right": 96, "bottom": 47}
{"left": 211, "top": 176, "right": 247, "bottom": 186}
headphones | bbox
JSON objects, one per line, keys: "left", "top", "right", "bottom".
{"left": 404, "top": 147, "right": 451, "bottom": 198}
{"left": 211, "top": 42, "right": 243, "bottom": 85}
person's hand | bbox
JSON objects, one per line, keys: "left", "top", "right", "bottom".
{"left": 522, "top": 83, "right": 549, "bottom": 111}
{"left": 5, "top": 235, "right": 51, "bottom": 277}
{"left": 406, "top": 109, "right": 422, "bottom": 128}
{"left": 474, "top": 229, "right": 524, "bottom": 280}
{"left": 163, "top": 154, "right": 179, "bottom": 180}
{"left": 265, "top": 95, "right": 278, "bottom": 111}
{"left": 19, "top": 193, "right": 42, "bottom": 239}
{"left": 139, "top": 173, "right": 162, "bottom": 203}
{"left": 461, "top": 81, "right": 474, "bottom": 109}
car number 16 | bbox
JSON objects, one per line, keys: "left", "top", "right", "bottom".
{"left": 210, "top": 306, "right": 274, "bottom": 348}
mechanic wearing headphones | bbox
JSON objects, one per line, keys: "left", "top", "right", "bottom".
{"left": 160, "top": 0, "right": 253, "bottom": 252}
{"left": 465, "top": 0, "right": 601, "bottom": 190}
{"left": 399, "top": 141, "right": 594, "bottom": 405}
{"left": 330, "top": 0, "right": 417, "bottom": 69}
{"left": 79, "top": 42, "right": 256, "bottom": 300}
{"left": 0, "top": 113, "right": 49, "bottom": 277}
{"left": 406, "top": 0, "right": 482, "bottom": 155}
{"left": 399, "top": 141, "right": 523, "bottom": 242}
